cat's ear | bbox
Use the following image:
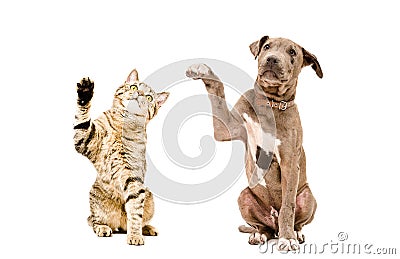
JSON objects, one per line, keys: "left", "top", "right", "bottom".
{"left": 156, "top": 92, "right": 169, "bottom": 108}
{"left": 126, "top": 69, "right": 139, "bottom": 84}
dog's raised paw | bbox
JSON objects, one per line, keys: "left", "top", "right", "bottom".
{"left": 248, "top": 232, "right": 267, "bottom": 245}
{"left": 278, "top": 237, "right": 299, "bottom": 251}
{"left": 185, "top": 64, "right": 218, "bottom": 80}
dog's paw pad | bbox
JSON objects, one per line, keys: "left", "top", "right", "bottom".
{"left": 278, "top": 238, "right": 299, "bottom": 251}
{"left": 248, "top": 232, "right": 267, "bottom": 245}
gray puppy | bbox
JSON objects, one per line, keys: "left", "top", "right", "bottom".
{"left": 186, "top": 35, "right": 323, "bottom": 251}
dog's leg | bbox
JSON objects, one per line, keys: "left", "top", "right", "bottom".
{"left": 238, "top": 187, "right": 278, "bottom": 245}
{"left": 294, "top": 185, "right": 317, "bottom": 244}
{"left": 186, "top": 64, "right": 245, "bottom": 142}
{"left": 292, "top": 149, "right": 317, "bottom": 244}
{"left": 276, "top": 132, "right": 302, "bottom": 251}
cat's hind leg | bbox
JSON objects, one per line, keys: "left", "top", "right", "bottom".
{"left": 88, "top": 184, "right": 126, "bottom": 237}
{"left": 142, "top": 190, "right": 158, "bottom": 236}
{"left": 142, "top": 225, "right": 158, "bottom": 236}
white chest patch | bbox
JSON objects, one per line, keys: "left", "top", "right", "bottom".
{"left": 242, "top": 113, "right": 281, "bottom": 188}
{"left": 274, "top": 138, "right": 281, "bottom": 165}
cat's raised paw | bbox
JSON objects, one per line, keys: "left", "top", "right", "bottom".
{"left": 127, "top": 234, "right": 144, "bottom": 245}
{"left": 77, "top": 77, "right": 94, "bottom": 105}
{"left": 94, "top": 225, "right": 112, "bottom": 237}
{"left": 142, "top": 225, "right": 158, "bottom": 236}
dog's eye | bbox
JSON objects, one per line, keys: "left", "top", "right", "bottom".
{"left": 146, "top": 95, "right": 153, "bottom": 102}
{"left": 289, "top": 49, "right": 297, "bottom": 56}
{"left": 130, "top": 84, "right": 138, "bottom": 91}
{"left": 263, "top": 44, "right": 270, "bottom": 50}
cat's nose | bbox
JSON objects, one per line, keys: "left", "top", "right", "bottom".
{"left": 137, "top": 90, "right": 144, "bottom": 96}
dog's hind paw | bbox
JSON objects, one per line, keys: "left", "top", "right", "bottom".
{"left": 278, "top": 237, "right": 300, "bottom": 251}
{"left": 296, "top": 230, "right": 305, "bottom": 244}
{"left": 248, "top": 232, "right": 268, "bottom": 245}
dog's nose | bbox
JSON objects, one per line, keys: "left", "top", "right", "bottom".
{"left": 266, "top": 56, "right": 279, "bottom": 65}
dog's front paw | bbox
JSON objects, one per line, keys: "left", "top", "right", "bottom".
{"left": 127, "top": 234, "right": 144, "bottom": 246}
{"left": 77, "top": 77, "right": 94, "bottom": 105}
{"left": 186, "top": 63, "right": 219, "bottom": 81}
{"left": 278, "top": 237, "right": 300, "bottom": 251}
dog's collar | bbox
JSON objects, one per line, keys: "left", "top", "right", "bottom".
{"left": 254, "top": 83, "right": 295, "bottom": 111}
{"left": 255, "top": 95, "right": 295, "bottom": 111}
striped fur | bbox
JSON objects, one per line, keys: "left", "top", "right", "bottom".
{"left": 74, "top": 69, "right": 169, "bottom": 245}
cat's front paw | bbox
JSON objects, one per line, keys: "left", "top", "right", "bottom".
{"left": 77, "top": 77, "right": 94, "bottom": 105}
{"left": 127, "top": 234, "right": 144, "bottom": 245}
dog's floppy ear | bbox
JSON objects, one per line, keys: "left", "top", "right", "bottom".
{"left": 302, "top": 48, "right": 323, "bottom": 78}
{"left": 249, "top": 35, "right": 269, "bottom": 59}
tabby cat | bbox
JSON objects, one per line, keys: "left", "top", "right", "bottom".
{"left": 73, "top": 69, "right": 169, "bottom": 245}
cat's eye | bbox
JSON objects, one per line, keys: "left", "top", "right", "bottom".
{"left": 146, "top": 95, "right": 153, "bottom": 102}
{"left": 130, "top": 84, "right": 138, "bottom": 91}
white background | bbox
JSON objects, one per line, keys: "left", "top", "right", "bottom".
{"left": 1, "top": 0, "right": 399, "bottom": 258}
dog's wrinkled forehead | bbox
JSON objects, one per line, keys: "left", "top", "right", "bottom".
{"left": 262, "top": 38, "right": 298, "bottom": 50}
{"left": 259, "top": 38, "right": 302, "bottom": 62}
